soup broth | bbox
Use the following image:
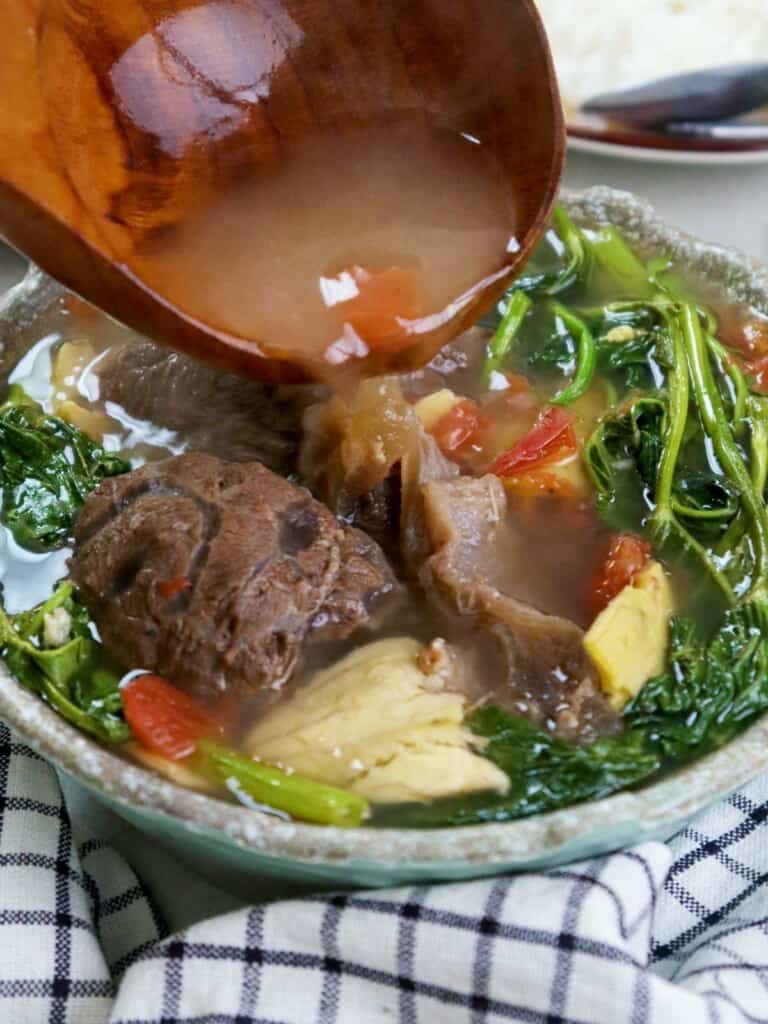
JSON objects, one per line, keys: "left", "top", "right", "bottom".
{"left": 2, "top": 208, "right": 768, "bottom": 829}
{"left": 134, "top": 120, "right": 518, "bottom": 372}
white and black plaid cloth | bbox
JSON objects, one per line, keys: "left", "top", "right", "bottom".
{"left": 2, "top": 721, "right": 768, "bottom": 1024}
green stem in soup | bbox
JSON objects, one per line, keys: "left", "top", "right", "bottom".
{"left": 747, "top": 396, "right": 768, "bottom": 495}
{"left": 586, "top": 224, "right": 653, "bottom": 299}
{"left": 641, "top": 304, "right": 737, "bottom": 603}
{"left": 513, "top": 205, "right": 595, "bottom": 297}
{"left": 708, "top": 334, "right": 749, "bottom": 431}
{"left": 199, "top": 742, "right": 370, "bottom": 828}
{"left": 484, "top": 290, "right": 532, "bottom": 381}
{"left": 680, "top": 303, "right": 768, "bottom": 603}
{"left": 548, "top": 302, "right": 597, "bottom": 405}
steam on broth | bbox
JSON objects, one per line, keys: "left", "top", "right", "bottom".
{"left": 3, "top": 208, "right": 768, "bottom": 829}
{"left": 134, "top": 120, "right": 518, "bottom": 372}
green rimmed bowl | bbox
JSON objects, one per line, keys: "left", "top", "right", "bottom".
{"left": 1, "top": 185, "right": 768, "bottom": 890}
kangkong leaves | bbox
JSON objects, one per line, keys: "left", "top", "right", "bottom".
{"left": 0, "top": 583, "right": 129, "bottom": 743}
{"left": 0, "top": 387, "right": 128, "bottom": 551}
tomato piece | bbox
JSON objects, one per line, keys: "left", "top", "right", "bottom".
{"left": 122, "top": 674, "right": 221, "bottom": 761}
{"left": 503, "top": 471, "right": 577, "bottom": 500}
{"left": 431, "top": 399, "right": 488, "bottom": 454}
{"left": 749, "top": 354, "right": 768, "bottom": 394}
{"left": 504, "top": 373, "right": 534, "bottom": 395}
{"left": 589, "top": 534, "right": 651, "bottom": 619}
{"left": 340, "top": 266, "right": 424, "bottom": 353}
{"left": 157, "top": 576, "right": 191, "bottom": 600}
{"left": 490, "top": 407, "right": 577, "bottom": 477}
{"left": 719, "top": 309, "right": 768, "bottom": 362}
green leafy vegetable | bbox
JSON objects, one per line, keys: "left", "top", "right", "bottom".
{"left": 524, "top": 328, "right": 576, "bottom": 375}
{"left": 0, "top": 387, "right": 129, "bottom": 551}
{"left": 582, "top": 295, "right": 768, "bottom": 609}
{"left": 583, "top": 393, "right": 665, "bottom": 530}
{"left": 671, "top": 471, "right": 741, "bottom": 542}
{"left": 484, "top": 290, "right": 532, "bottom": 380}
{"left": 549, "top": 301, "right": 597, "bottom": 405}
{"left": 680, "top": 304, "right": 768, "bottom": 604}
{"left": 514, "top": 206, "right": 593, "bottom": 296}
{"left": 586, "top": 224, "right": 654, "bottom": 299}
{"left": 593, "top": 308, "right": 663, "bottom": 391}
{"left": 0, "top": 583, "right": 129, "bottom": 743}
{"left": 0, "top": 387, "right": 132, "bottom": 741}
{"left": 199, "top": 742, "right": 370, "bottom": 828}
{"left": 625, "top": 602, "right": 768, "bottom": 760}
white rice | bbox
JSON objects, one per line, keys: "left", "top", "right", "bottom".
{"left": 535, "top": 0, "right": 768, "bottom": 113}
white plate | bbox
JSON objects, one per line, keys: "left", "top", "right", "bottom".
{"left": 568, "top": 132, "right": 768, "bottom": 167}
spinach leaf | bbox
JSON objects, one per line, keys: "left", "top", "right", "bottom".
{"left": 0, "top": 387, "right": 129, "bottom": 551}
{"left": 0, "top": 583, "right": 129, "bottom": 743}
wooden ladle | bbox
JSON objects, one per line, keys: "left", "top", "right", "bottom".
{"left": 0, "top": 0, "right": 564, "bottom": 382}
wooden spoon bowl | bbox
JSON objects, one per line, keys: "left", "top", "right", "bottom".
{"left": 0, "top": 0, "right": 564, "bottom": 382}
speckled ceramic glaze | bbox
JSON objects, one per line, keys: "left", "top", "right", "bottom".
{"left": 1, "top": 186, "right": 767, "bottom": 890}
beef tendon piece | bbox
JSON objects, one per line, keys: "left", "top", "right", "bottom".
{"left": 419, "top": 475, "right": 620, "bottom": 742}
{"left": 300, "top": 376, "right": 457, "bottom": 563}
{"left": 70, "top": 453, "right": 398, "bottom": 700}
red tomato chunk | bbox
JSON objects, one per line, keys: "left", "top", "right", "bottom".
{"left": 490, "top": 407, "right": 577, "bottom": 477}
{"left": 122, "top": 674, "right": 222, "bottom": 761}
{"left": 588, "top": 534, "right": 651, "bottom": 620}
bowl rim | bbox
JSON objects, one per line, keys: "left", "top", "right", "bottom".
{"left": 1, "top": 184, "right": 768, "bottom": 870}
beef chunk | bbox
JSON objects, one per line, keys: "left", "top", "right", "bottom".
{"left": 96, "top": 340, "right": 324, "bottom": 473}
{"left": 70, "top": 453, "right": 398, "bottom": 700}
{"left": 419, "top": 475, "right": 620, "bottom": 742}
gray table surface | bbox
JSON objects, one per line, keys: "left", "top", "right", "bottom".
{"left": 1, "top": 148, "right": 767, "bottom": 930}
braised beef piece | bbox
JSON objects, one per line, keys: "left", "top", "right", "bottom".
{"left": 70, "top": 453, "right": 398, "bottom": 701}
{"left": 419, "top": 476, "right": 620, "bottom": 742}
{"left": 97, "top": 341, "right": 324, "bottom": 473}
{"left": 94, "top": 329, "right": 488, "bottom": 477}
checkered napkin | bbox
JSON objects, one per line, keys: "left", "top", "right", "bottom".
{"left": 2, "top": 721, "right": 768, "bottom": 1024}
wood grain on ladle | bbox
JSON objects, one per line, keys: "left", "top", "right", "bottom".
{"left": 0, "top": 0, "right": 564, "bottom": 381}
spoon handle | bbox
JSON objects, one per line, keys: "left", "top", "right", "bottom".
{"left": 666, "top": 121, "right": 768, "bottom": 141}
{"left": 583, "top": 63, "right": 768, "bottom": 129}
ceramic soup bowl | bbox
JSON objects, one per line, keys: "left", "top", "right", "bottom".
{"left": 0, "top": 186, "right": 767, "bottom": 890}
